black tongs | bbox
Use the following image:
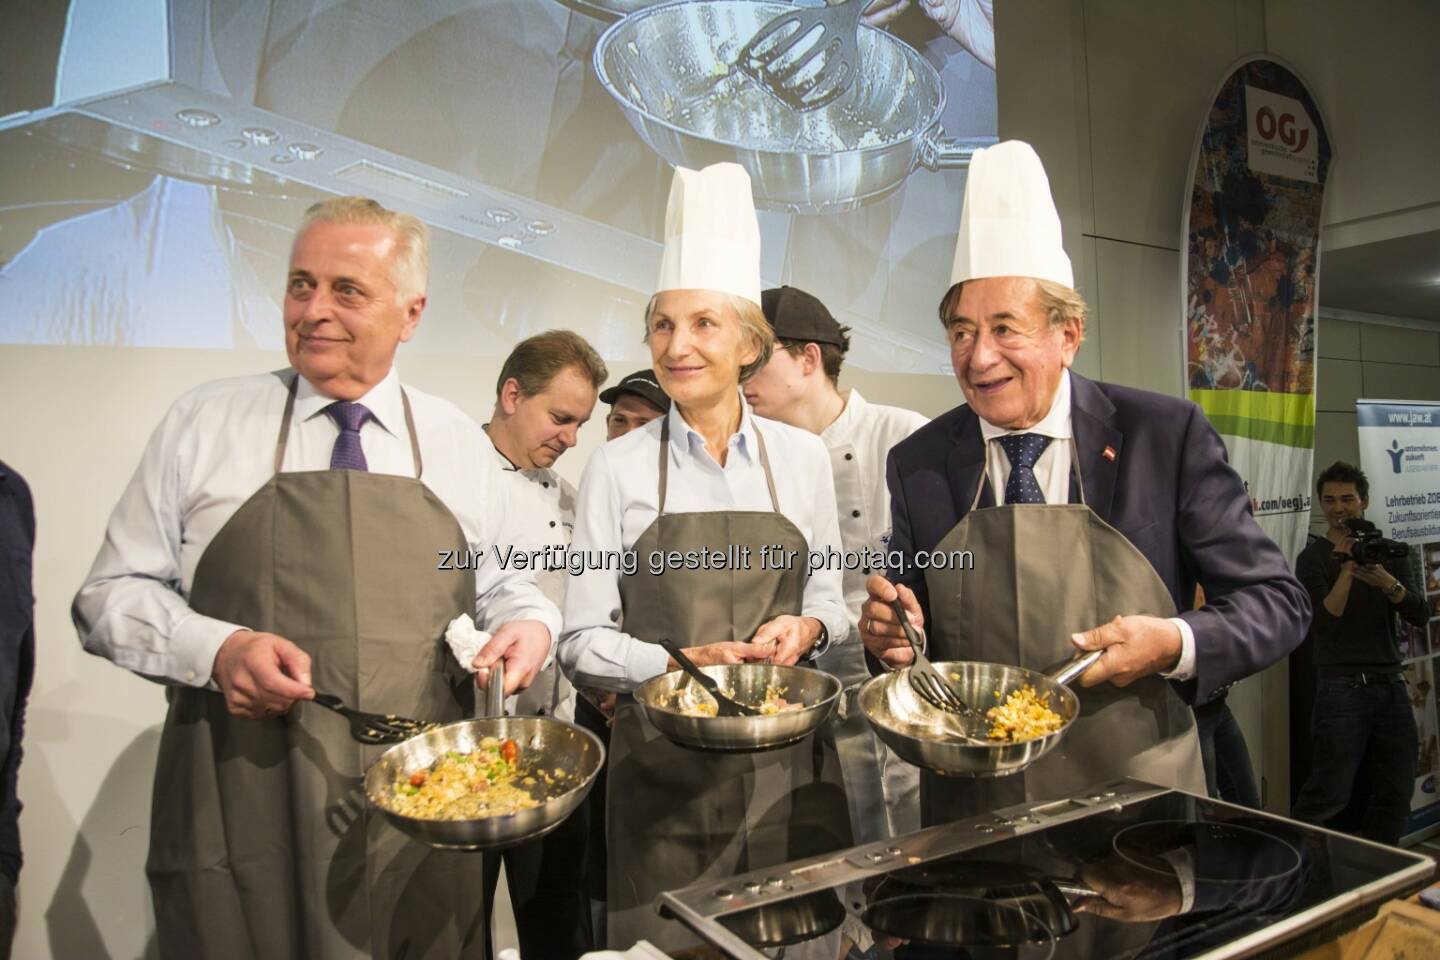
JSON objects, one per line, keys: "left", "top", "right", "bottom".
{"left": 314, "top": 662, "right": 506, "bottom": 744}
{"left": 658, "top": 638, "right": 760, "bottom": 717}
{"left": 311, "top": 692, "right": 438, "bottom": 745}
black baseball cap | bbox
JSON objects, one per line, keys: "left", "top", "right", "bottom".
{"left": 761, "top": 286, "right": 848, "bottom": 347}
{"left": 599, "top": 369, "right": 670, "bottom": 412}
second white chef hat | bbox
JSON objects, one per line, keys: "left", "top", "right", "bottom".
{"left": 949, "top": 140, "right": 1074, "bottom": 289}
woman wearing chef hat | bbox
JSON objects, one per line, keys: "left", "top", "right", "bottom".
{"left": 560, "top": 163, "right": 853, "bottom": 951}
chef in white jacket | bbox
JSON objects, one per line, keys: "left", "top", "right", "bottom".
{"left": 744, "top": 285, "right": 928, "bottom": 842}
{"left": 480, "top": 328, "right": 607, "bottom": 957}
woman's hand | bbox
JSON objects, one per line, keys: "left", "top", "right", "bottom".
{"left": 751, "top": 615, "right": 825, "bottom": 665}
{"left": 669, "top": 641, "right": 772, "bottom": 670}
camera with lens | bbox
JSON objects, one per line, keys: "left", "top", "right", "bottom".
{"left": 1338, "top": 518, "right": 1409, "bottom": 565}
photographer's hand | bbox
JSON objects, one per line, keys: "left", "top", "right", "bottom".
{"left": 1322, "top": 543, "right": 1356, "bottom": 618}
{"left": 1351, "top": 564, "right": 1392, "bottom": 589}
{"left": 1352, "top": 563, "right": 1405, "bottom": 604}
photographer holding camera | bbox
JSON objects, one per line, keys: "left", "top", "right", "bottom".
{"left": 1292, "top": 461, "right": 1428, "bottom": 845}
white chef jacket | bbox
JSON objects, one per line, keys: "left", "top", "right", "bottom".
{"left": 560, "top": 398, "right": 849, "bottom": 691}
{"left": 484, "top": 429, "right": 579, "bottom": 719}
{"left": 74, "top": 367, "right": 562, "bottom": 687}
{"left": 976, "top": 371, "right": 1197, "bottom": 680}
{"left": 821, "top": 390, "right": 928, "bottom": 640}
{"left": 483, "top": 428, "right": 577, "bottom": 610}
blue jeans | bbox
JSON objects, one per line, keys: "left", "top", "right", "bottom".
{"left": 1195, "top": 697, "right": 1261, "bottom": 808}
{"left": 1292, "top": 677, "right": 1418, "bottom": 846}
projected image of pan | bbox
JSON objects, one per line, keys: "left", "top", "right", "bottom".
{"left": 594, "top": 0, "right": 992, "bottom": 213}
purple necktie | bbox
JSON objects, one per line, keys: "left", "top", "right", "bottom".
{"left": 326, "top": 401, "right": 372, "bottom": 471}
{"left": 997, "top": 433, "right": 1052, "bottom": 504}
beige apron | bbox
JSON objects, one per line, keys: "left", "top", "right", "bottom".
{"left": 146, "top": 374, "right": 487, "bottom": 960}
{"left": 919, "top": 457, "right": 1206, "bottom": 825}
{"left": 605, "top": 420, "right": 853, "bottom": 952}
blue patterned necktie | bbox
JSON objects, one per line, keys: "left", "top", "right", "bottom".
{"left": 326, "top": 401, "right": 372, "bottom": 471}
{"left": 997, "top": 433, "right": 1052, "bottom": 504}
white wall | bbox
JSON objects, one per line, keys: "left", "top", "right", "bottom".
{"left": 1266, "top": 0, "right": 1440, "bottom": 250}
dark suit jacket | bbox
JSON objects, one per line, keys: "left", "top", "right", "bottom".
{"left": 0, "top": 460, "right": 35, "bottom": 885}
{"left": 882, "top": 373, "right": 1310, "bottom": 703}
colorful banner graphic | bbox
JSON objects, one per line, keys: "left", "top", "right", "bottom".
{"left": 1357, "top": 400, "right": 1440, "bottom": 841}
{"left": 1182, "top": 56, "right": 1332, "bottom": 563}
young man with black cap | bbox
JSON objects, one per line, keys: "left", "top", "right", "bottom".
{"left": 746, "top": 284, "right": 929, "bottom": 842}
{"left": 599, "top": 369, "right": 669, "bottom": 440}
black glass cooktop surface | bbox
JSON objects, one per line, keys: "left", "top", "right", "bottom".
{"left": 658, "top": 781, "right": 1435, "bottom": 960}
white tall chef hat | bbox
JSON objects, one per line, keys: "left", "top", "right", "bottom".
{"left": 656, "top": 163, "right": 762, "bottom": 306}
{"left": 949, "top": 140, "right": 1074, "bottom": 288}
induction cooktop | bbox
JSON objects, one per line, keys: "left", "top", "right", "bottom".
{"left": 657, "top": 780, "right": 1436, "bottom": 959}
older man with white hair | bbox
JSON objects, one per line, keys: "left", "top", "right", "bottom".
{"left": 74, "top": 196, "right": 559, "bottom": 960}
{"left": 861, "top": 142, "right": 1309, "bottom": 830}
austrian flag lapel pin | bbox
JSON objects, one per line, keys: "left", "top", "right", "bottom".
{"left": 1102, "top": 445, "right": 1117, "bottom": 462}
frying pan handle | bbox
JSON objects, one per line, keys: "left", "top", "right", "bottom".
{"left": 917, "top": 130, "right": 998, "bottom": 171}
{"left": 1053, "top": 879, "right": 1100, "bottom": 900}
{"left": 1049, "top": 649, "right": 1104, "bottom": 687}
{"left": 481, "top": 661, "right": 506, "bottom": 718}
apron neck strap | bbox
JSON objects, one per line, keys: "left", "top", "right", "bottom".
{"left": 275, "top": 374, "right": 300, "bottom": 474}
{"left": 401, "top": 389, "right": 423, "bottom": 479}
{"left": 657, "top": 414, "right": 782, "bottom": 514}
{"left": 752, "top": 426, "right": 782, "bottom": 512}
{"left": 971, "top": 436, "right": 1087, "bottom": 510}
{"left": 274, "top": 372, "right": 424, "bottom": 479}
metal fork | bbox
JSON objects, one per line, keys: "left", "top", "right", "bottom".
{"left": 737, "top": 0, "right": 866, "bottom": 112}
{"left": 890, "top": 599, "right": 983, "bottom": 721}
{"left": 311, "top": 691, "right": 438, "bottom": 745}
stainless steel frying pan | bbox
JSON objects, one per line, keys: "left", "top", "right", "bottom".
{"left": 593, "top": 0, "right": 992, "bottom": 212}
{"left": 634, "top": 662, "right": 842, "bottom": 752}
{"left": 858, "top": 652, "right": 1101, "bottom": 778}
{"left": 363, "top": 664, "right": 605, "bottom": 850}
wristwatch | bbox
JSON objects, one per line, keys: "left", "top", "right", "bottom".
{"left": 806, "top": 622, "right": 829, "bottom": 659}
{"left": 1386, "top": 580, "right": 1406, "bottom": 600}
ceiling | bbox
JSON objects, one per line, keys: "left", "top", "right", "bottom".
{"left": 1320, "top": 228, "right": 1440, "bottom": 323}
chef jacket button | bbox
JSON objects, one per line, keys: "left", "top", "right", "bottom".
{"left": 543, "top": 481, "right": 550, "bottom": 488}
{"left": 851, "top": 509, "right": 861, "bottom": 518}
{"left": 186, "top": 670, "right": 196, "bottom": 682}
{"left": 610, "top": 609, "right": 621, "bottom": 622}
{"left": 549, "top": 520, "right": 557, "bottom": 528}
{"left": 844, "top": 453, "right": 853, "bottom": 460}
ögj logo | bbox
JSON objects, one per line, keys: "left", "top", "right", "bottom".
{"left": 1254, "top": 106, "right": 1310, "bottom": 153}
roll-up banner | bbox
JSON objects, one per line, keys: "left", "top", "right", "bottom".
{"left": 1356, "top": 400, "right": 1440, "bottom": 841}
{"left": 1182, "top": 56, "right": 1331, "bottom": 564}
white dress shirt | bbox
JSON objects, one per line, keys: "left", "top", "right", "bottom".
{"left": 822, "top": 390, "right": 929, "bottom": 642}
{"left": 975, "top": 371, "right": 1197, "bottom": 680}
{"left": 560, "top": 398, "right": 849, "bottom": 691}
{"left": 74, "top": 367, "right": 562, "bottom": 687}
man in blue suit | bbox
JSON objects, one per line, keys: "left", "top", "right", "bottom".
{"left": 859, "top": 142, "right": 1309, "bottom": 823}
